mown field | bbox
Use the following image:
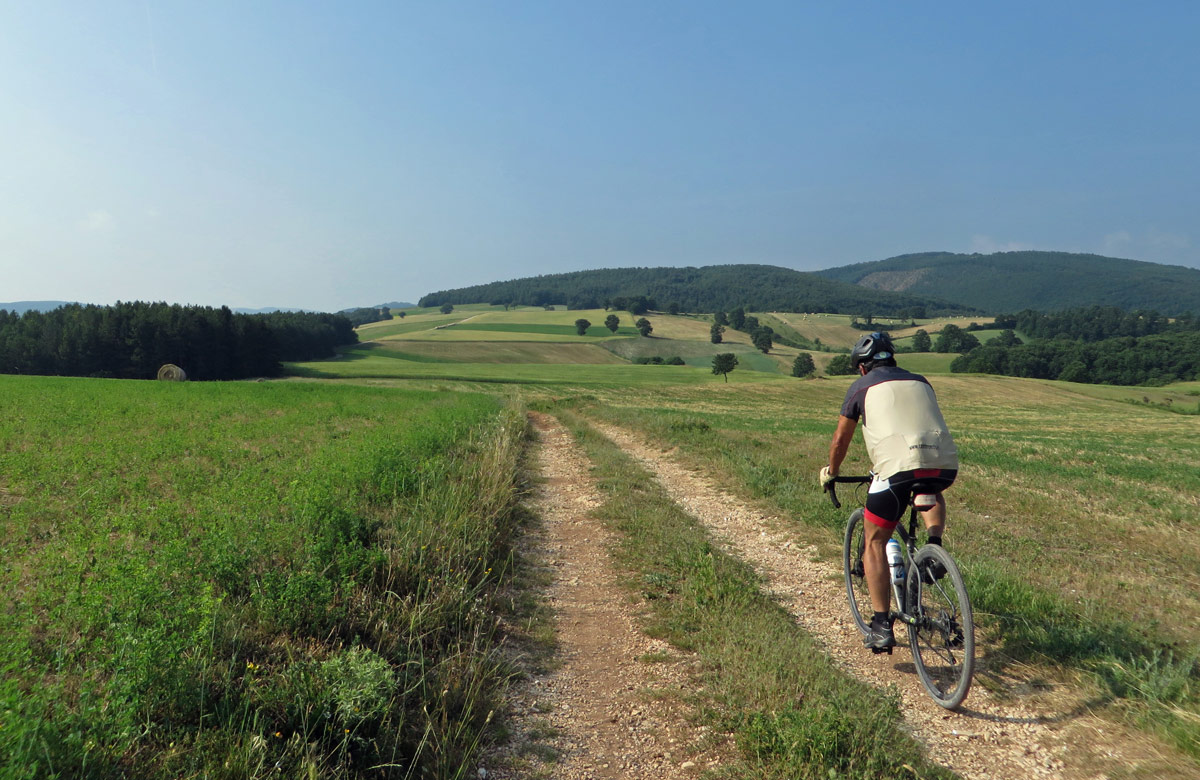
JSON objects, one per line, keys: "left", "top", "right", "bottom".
{"left": 0, "top": 376, "right": 524, "bottom": 778}
{"left": 549, "top": 375, "right": 1200, "bottom": 762}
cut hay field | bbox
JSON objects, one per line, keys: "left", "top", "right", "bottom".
{"left": 369, "top": 309, "right": 725, "bottom": 344}
{"left": 766, "top": 312, "right": 994, "bottom": 346}
{"left": 289, "top": 352, "right": 788, "bottom": 388}
{"left": 0, "top": 375, "right": 525, "bottom": 777}
{"left": 355, "top": 340, "right": 627, "bottom": 364}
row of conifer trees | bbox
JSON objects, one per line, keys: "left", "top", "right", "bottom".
{"left": 0, "top": 302, "right": 357, "bottom": 380}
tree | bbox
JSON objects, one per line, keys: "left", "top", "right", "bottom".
{"left": 574, "top": 318, "right": 591, "bottom": 336}
{"left": 752, "top": 328, "right": 773, "bottom": 353}
{"left": 826, "top": 354, "right": 856, "bottom": 375}
{"left": 636, "top": 317, "right": 653, "bottom": 337}
{"left": 912, "top": 329, "right": 932, "bottom": 352}
{"left": 605, "top": 314, "right": 620, "bottom": 333}
{"left": 712, "top": 353, "right": 738, "bottom": 382}
{"left": 934, "top": 324, "right": 980, "bottom": 353}
{"left": 440, "top": 303, "right": 454, "bottom": 314}
{"left": 792, "top": 353, "right": 815, "bottom": 377}
{"left": 710, "top": 322, "right": 725, "bottom": 344}
{"left": 989, "top": 329, "right": 1023, "bottom": 347}
{"left": 398, "top": 311, "right": 406, "bottom": 318}
{"left": 729, "top": 307, "right": 746, "bottom": 331}
{"left": 713, "top": 311, "right": 729, "bottom": 327}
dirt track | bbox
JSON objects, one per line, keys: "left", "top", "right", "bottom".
{"left": 492, "top": 413, "right": 1186, "bottom": 780}
{"left": 488, "top": 414, "right": 724, "bottom": 778}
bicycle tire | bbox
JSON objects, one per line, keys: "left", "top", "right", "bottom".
{"left": 906, "top": 544, "right": 975, "bottom": 709}
{"left": 842, "top": 509, "right": 872, "bottom": 637}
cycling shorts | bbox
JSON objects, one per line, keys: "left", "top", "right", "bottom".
{"left": 864, "top": 468, "right": 957, "bottom": 531}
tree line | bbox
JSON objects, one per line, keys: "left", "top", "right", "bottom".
{"left": 343, "top": 306, "right": 394, "bottom": 327}
{"left": 950, "top": 332, "right": 1200, "bottom": 386}
{"left": 0, "top": 302, "right": 357, "bottom": 380}
{"left": 417, "top": 264, "right": 971, "bottom": 317}
{"left": 1006, "top": 306, "right": 1196, "bottom": 342}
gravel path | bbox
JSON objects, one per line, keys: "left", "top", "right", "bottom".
{"left": 487, "top": 413, "right": 723, "bottom": 779}
{"left": 590, "top": 420, "right": 1181, "bottom": 780}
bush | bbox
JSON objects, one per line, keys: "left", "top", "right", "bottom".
{"left": 826, "top": 354, "right": 855, "bottom": 375}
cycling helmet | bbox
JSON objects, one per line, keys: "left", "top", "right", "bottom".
{"left": 850, "top": 331, "right": 894, "bottom": 370}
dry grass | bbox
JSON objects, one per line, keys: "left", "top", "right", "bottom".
{"left": 370, "top": 340, "right": 627, "bottom": 364}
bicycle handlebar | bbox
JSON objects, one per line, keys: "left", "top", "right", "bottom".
{"left": 823, "top": 475, "right": 872, "bottom": 509}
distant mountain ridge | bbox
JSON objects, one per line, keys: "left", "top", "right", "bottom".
{"left": 0, "top": 301, "right": 78, "bottom": 314}
{"left": 418, "top": 264, "right": 975, "bottom": 316}
{"left": 816, "top": 251, "right": 1200, "bottom": 314}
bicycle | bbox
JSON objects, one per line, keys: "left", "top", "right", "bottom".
{"left": 826, "top": 475, "right": 975, "bottom": 710}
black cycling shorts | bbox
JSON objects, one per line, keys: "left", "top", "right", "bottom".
{"left": 863, "top": 468, "right": 957, "bottom": 531}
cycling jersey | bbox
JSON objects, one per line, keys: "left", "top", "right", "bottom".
{"left": 840, "top": 365, "right": 958, "bottom": 480}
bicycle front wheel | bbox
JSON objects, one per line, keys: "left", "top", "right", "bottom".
{"left": 842, "top": 509, "right": 872, "bottom": 637}
{"left": 906, "top": 545, "right": 975, "bottom": 709}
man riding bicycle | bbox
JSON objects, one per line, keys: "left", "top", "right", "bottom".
{"left": 820, "top": 332, "right": 959, "bottom": 651}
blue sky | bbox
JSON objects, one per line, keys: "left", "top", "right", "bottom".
{"left": 2, "top": 2, "right": 1197, "bottom": 311}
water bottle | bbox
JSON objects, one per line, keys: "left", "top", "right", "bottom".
{"left": 886, "top": 538, "right": 905, "bottom": 610}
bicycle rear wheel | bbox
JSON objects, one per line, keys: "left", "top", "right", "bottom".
{"left": 842, "top": 509, "right": 872, "bottom": 637}
{"left": 906, "top": 545, "right": 974, "bottom": 709}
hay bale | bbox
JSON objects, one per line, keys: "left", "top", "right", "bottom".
{"left": 157, "top": 363, "right": 188, "bottom": 381}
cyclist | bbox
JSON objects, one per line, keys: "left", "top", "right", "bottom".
{"left": 819, "top": 332, "right": 959, "bottom": 651}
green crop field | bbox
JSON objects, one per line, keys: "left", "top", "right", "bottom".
{"left": 0, "top": 375, "right": 524, "bottom": 777}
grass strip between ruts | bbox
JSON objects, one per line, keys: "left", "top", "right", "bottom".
{"left": 551, "top": 408, "right": 959, "bottom": 780}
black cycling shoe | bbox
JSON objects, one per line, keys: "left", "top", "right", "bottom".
{"left": 864, "top": 620, "right": 896, "bottom": 653}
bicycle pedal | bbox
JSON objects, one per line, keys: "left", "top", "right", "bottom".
{"left": 871, "top": 646, "right": 893, "bottom": 655}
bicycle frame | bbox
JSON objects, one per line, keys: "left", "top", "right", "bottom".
{"left": 829, "top": 473, "right": 976, "bottom": 709}
{"left": 826, "top": 475, "right": 922, "bottom": 621}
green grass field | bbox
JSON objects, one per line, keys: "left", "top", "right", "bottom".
{"left": 6, "top": 304, "right": 1200, "bottom": 776}
{"left": 0, "top": 375, "right": 524, "bottom": 777}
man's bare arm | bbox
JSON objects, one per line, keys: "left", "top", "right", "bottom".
{"left": 828, "top": 415, "right": 858, "bottom": 475}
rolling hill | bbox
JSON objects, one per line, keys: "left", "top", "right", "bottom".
{"left": 815, "top": 251, "right": 1200, "bottom": 315}
{"left": 417, "top": 264, "right": 976, "bottom": 316}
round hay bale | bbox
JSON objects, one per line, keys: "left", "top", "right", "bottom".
{"left": 157, "top": 363, "right": 188, "bottom": 381}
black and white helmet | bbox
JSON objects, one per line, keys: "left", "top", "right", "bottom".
{"left": 850, "top": 331, "right": 894, "bottom": 370}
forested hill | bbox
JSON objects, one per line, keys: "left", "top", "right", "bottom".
{"left": 418, "top": 265, "right": 974, "bottom": 316}
{"left": 816, "top": 251, "right": 1200, "bottom": 314}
